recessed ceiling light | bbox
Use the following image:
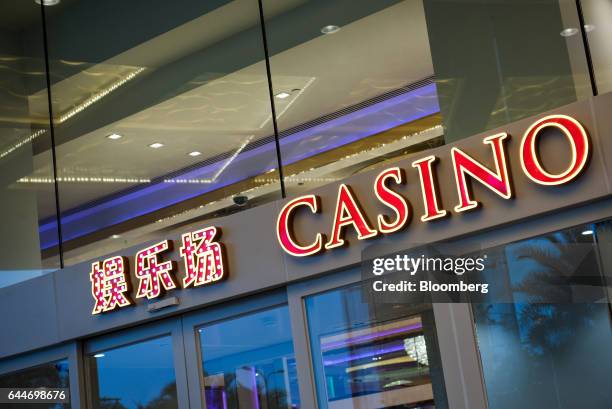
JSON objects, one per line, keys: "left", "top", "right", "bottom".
{"left": 110, "top": 234, "right": 121, "bottom": 239}
{"left": 321, "top": 25, "right": 341, "bottom": 35}
{"left": 93, "top": 353, "right": 105, "bottom": 358}
{"left": 560, "top": 27, "right": 579, "bottom": 37}
{"left": 584, "top": 24, "right": 596, "bottom": 33}
{"left": 106, "top": 133, "right": 122, "bottom": 140}
{"left": 581, "top": 229, "right": 594, "bottom": 236}
{"left": 188, "top": 151, "right": 202, "bottom": 157}
{"left": 275, "top": 92, "right": 291, "bottom": 99}
{"left": 149, "top": 142, "right": 164, "bottom": 149}
{"left": 35, "top": 0, "right": 60, "bottom": 5}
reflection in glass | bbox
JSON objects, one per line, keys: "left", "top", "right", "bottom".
{"left": 262, "top": 0, "right": 444, "bottom": 194}
{"left": 0, "top": 359, "right": 70, "bottom": 409}
{"left": 473, "top": 223, "right": 612, "bottom": 409}
{"left": 0, "top": 0, "right": 61, "bottom": 288}
{"left": 41, "top": 0, "right": 282, "bottom": 265}
{"left": 87, "top": 336, "right": 177, "bottom": 409}
{"left": 306, "top": 283, "right": 447, "bottom": 409}
{"left": 424, "top": 0, "right": 591, "bottom": 142}
{"left": 199, "top": 306, "right": 300, "bottom": 409}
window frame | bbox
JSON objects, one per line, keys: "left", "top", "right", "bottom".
{"left": 181, "top": 289, "right": 289, "bottom": 409}
{"left": 83, "top": 318, "right": 189, "bottom": 409}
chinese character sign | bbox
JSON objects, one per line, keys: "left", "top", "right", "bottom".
{"left": 180, "top": 226, "right": 226, "bottom": 288}
{"left": 89, "top": 226, "right": 227, "bottom": 315}
{"left": 135, "top": 240, "right": 177, "bottom": 299}
{"left": 90, "top": 256, "right": 132, "bottom": 315}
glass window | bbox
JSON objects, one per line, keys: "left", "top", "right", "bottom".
{"left": 306, "top": 283, "right": 448, "bottom": 409}
{"left": 41, "top": 1, "right": 282, "bottom": 265}
{"left": 261, "top": 0, "right": 592, "bottom": 193}
{"left": 472, "top": 222, "right": 612, "bottom": 409}
{"left": 262, "top": 0, "right": 444, "bottom": 194}
{"left": 0, "top": 1, "right": 61, "bottom": 288}
{"left": 0, "top": 359, "right": 70, "bottom": 409}
{"left": 87, "top": 336, "right": 177, "bottom": 409}
{"left": 198, "top": 305, "right": 300, "bottom": 409}
{"left": 425, "top": 0, "right": 592, "bottom": 141}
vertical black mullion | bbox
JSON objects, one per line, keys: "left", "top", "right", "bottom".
{"left": 257, "top": 0, "right": 286, "bottom": 198}
{"left": 39, "top": 2, "right": 65, "bottom": 268}
{"left": 576, "top": 0, "right": 598, "bottom": 96}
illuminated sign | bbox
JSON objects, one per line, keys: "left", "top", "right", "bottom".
{"left": 90, "top": 226, "right": 226, "bottom": 315}
{"left": 277, "top": 114, "right": 591, "bottom": 257}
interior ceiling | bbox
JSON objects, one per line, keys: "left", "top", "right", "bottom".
{"left": 25, "top": 0, "right": 433, "bottom": 213}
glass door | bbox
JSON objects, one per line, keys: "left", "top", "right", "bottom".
{"left": 182, "top": 291, "right": 300, "bottom": 409}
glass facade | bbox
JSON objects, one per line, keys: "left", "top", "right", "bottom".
{"left": 3, "top": 1, "right": 612, "bottom": 408}
{"left": 0, "top": 0, "right": 608, "bottom": 287}
{"left": 0, "top": 1, "right": 60, "bottom": 287}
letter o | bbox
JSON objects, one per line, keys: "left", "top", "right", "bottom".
{"left": 520, "top": 115, "right": 590, "bottom": 185}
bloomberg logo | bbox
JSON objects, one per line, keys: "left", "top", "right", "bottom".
{"left": 276, "top": 114, "right": 590, "bottom": 257}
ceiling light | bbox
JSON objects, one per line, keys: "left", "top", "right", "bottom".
{"left": 106, "top": 133, "right": 122, "bottom": 140}
{"left": 110, "top": 234, "right": 121, "bottom": 239}
{"left": 93, "top": 353, "right": 105, "bottom": 358}
{"left": 584, "top": 24, "right": 596, "bottom": 33}
{"left": 35, "top": 0, "right": 60, "bottom": 5}
{"left": 560, "top": 28, "right": 579, "bottom": 37}
{"left": 581, "top": 229, "right": 594, "bottom": 236}
{"left": 275, "top": 92, "right": 290, "bottom": 99}
{"left": 188, "top": 151, "right": 202, "bottom": 157}
{"left": 149, "top": 142, "right": 164, "bottom": 149}
{"left": 321, "top": 25, "right": 341, "bottom": 35}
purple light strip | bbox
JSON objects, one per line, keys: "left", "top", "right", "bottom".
{"left": 321, "top": 323, "right": 423, "bottom": 351}
{"left": 323, "top": 343, "right": 407, "bottom": 366}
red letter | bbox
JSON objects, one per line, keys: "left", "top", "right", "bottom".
{"left": 325, "top": 184, "right": 377, "bottom": 249}
{"left": 180, "top": 227, "right": 226, "bottom": 287}
{"left": 452, "top": 133, "right": 512, "bottom": 212}
{"left": 135, "top": 240, "right": 176, "bottom": 299}
{"left": 90, "top": 256, "right": 132, "bottom": 315}
{"left": 374, "top": 167, "right": 410, "bottom": 234}
{"left": 521, "top": 114, "right": 590, "bottom": 185}
{"left": 412, "top": 156, "right": 448, "bottom": 221}
{"left": 277, "top": 195, "right": 324, "bottom": 257}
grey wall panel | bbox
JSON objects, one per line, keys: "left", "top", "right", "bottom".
{"left": 0, "top": 274, "right": 60, "bottom": 358}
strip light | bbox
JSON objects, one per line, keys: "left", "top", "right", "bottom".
{"left": 0, "top": 129, "right": 47, "bottom": 160}
{"left": 1, "top": 67, "right": 145, "bottom": 162}
{"left": 57, "top": 67, "right": 145, "bottom": 124}
{"left": 18, "top": 176, "right": 151, "bottom": 184}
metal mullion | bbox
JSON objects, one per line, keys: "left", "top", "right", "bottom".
{"left": 257, "top": 0, "right": 286, "bottom": 198}
{"left": 39, "top": 0, "right": 65, "bottom": 268}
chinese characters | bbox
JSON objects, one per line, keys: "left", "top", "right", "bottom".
{"left": 90, "top": 226, "right": 226, "bottom": 315}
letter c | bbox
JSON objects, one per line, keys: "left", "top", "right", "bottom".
{"left": 277, "top": 195, "right": 324, "bottom": 257}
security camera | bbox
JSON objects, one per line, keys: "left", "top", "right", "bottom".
{"left": 232, "top": 195, "right": 249, "bottom": 206}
